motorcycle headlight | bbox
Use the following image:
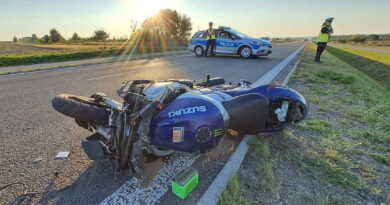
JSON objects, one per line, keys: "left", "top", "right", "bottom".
{"left": 195, "top": 126, "right": 212, "bottom": 143}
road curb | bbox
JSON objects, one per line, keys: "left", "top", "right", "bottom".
{"left": 198, "top": 42, "right": 307, "bottom": 205}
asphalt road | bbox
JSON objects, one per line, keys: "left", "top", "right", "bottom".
{"left": 0, "top": 41, "right": 304, "bottom": 204}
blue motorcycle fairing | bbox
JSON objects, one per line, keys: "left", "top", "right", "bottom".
{"left": 150, "top": 92, "right": 228, "bottom": 152}
{"left": 222, "top": 84, "right": 307, "bottom": 113}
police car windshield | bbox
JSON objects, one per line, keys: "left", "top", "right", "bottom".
{"left": 229, "top": 30, "right": 252, "bottom": 38}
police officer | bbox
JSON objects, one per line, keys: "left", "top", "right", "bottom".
{"left": 315, "top": 17, "right": 334, "bottom": 62}
{"left": 205, "top": 22, "right": 216, "bottom": 57}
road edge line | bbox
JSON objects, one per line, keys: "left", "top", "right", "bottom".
{"left": 198, "top": 42, "right": 306, "bottom": 205}
{"left": 282, "top": 59, "right": 300, "bottom": 86}
{"left": 252, "top": 43, "right": 305, "bottom": 87}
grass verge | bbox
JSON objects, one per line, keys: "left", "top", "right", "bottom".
{"left": 326, "top": 46, "right": 390, "bottom": 89}
{"left": 0, "top": 46, "right": 186, "bottom": 67}
{"left": 0, "top": 50, "right": 187, "bottom": 76}
{"left": 220, "top": 42, "right": 390, "bottom": 204}
{"left": 218, "top": 173, "right": 255, "bottom": 205}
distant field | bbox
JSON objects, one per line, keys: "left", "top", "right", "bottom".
{"left": 333, "top": 47, "right": 390, "bottom": 66}
{"left": 362, "top": 40, "right": 390, "bottom": 46}
{"left": 331, "top": 40, "right": 390, "bottom": 47}
{"left": 0, "top": 41, "right": 10, "bottom": 49}
{"left": 0, "top": 41, "right": 186, "bottom": 67}
{"left": 31, "top": 42, "right": 124, "bottom": 51}
{"left": 0, "top": 42, "right": 124, "bottom": 55}
{"left": 326, "top": 46, "right": 390, "bottom": 89}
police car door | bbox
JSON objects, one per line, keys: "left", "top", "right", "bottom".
{"left": 217, "top": 31, "right": 235, "bottom": 54}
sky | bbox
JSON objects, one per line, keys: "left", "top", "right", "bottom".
{"left": 1, "top": 0, "right": 390, "bottom": 41}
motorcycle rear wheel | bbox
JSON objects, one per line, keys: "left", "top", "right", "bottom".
{"left": 52, "top": 94, "right": 110, "bottom": 125}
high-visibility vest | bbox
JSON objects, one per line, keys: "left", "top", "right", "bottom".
{"left": 207, "top": 29, "right": 216, "bottom": 40}
{"left": 317, "top": 26, "right": 331, "bottom": 43}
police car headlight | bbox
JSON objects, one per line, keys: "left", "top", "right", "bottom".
{"left": 252, "top": 41, "right": 262, "bottom": 46}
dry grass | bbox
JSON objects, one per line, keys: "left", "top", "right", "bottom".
{"left": 333, "top": 47, "right": 390, "bottom": 66}
{"left": 29, "top": 42, "right": 124, "bottom": 51}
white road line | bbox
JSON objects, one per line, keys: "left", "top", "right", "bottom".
{"left": 100, "top": 152, "right": 199, "bottom": 205}
{"left": 282, "top": 59, "right": 300, "bottom": 86}
{"left": 87, "top": 71, "right": 137, "bottom": 80}
{"left": 252, "top": 43, "right": 305, "bottom": 86}
{"left": 101, "top": 42, "right": 306, "bottom": 205}
{"left": 0, "top": 65, "right": 87, "bottom": 78}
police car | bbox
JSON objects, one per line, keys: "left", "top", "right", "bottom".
{"left": 188, "top": 26, "right": 272, "bottom": 58}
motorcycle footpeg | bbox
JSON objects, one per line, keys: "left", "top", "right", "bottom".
{"left": 82, "top": 140, "right": 105, "bottom": 160}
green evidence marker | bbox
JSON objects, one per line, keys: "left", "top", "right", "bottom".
{"left": 172, "top": 168, "right": 199, "bottom": 200}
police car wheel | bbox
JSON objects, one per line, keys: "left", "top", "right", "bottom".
{"left": 239, "top": 46, "right": 252, "bottom": 58}
{"left": 194, "top": 46, "right": 204, "bottom": 57}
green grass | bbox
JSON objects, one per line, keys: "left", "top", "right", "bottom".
{"left": 305, "top": 156, "right": 363, "bottom": 190}
{"left": 218, "top": 173, "right": 255, "bottom": 205}
{"left": 315, "top": 70, "right": 355, "bottom": 84}
{"left": 335, "top": 47, "right": 390, "bottom": 66}
{"left": 0, "top": 45, "right": 186, "bottom": 67}
{"left": 252, "top": 138, "right": 281, "bottom": 194}
{"left": 299, "top": 120, "right": 333, "bottom": 133}
{"left": 326, "top": 46, "right": 390, "bottom": 89}
{"left": 321, "top": 131, "right": 354, "bottom": 155}
{"left": 0, "top": 49, "right": 117, "bottom": 67}
{"left": 370, "top": 153, "right": 390, "bottom": 165}
{"left": 221, "top": 42, "right": 390, "bottom": 203}
{"left": 359, "top": 130, "right": 390, "bottom": 144}
{"left": 309, "top": 95, "right": 321, "bottom": 104}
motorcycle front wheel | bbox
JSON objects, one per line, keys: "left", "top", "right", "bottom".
{"left": 52, "top": 94, "right": 110, "bottom": 125}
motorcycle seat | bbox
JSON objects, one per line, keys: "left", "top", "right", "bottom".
{"left": 222, "top": 93, "right": 269, "bottom": 134}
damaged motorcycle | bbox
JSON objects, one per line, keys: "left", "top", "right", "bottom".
{"left": 52, "top": 76, "right": 307, "bottom": 178}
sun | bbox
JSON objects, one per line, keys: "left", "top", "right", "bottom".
{"left": 123, "top": 0, "right": 164, "bottom": 23}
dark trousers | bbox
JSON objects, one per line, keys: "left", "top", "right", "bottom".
{"left": 205, "top": 39, "right": 216, "bottom": 56}
{"left": 315, "top": 42, "right": 327, "bottom": 61}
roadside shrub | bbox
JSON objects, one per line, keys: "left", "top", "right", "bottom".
{"left": 351, "top": 35, "right": 367, "bottom": 43}
{"left": 315, "top": 71, "right": 355, "bottom": 84}
{"left": 339, "top": 39, "right": 347, "bottom": 44}
{"left": 368, "top": 34, "right": 380, "bottom": 41}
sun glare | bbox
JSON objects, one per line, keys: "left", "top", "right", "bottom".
{"left": 125, "top": 0, "right": 164, "bottom": 22}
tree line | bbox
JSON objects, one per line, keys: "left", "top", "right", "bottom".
{"left": 331, "top": 34, "right": 390, "bottom": 44}
{"left": 126, "top": 8, "right": 192, "bottom": 52}
{"left": 13, "top": 29, "right": 115, "bottom": 44}
{"left": 13, "top": 9, "right": 193, "bottom": 47}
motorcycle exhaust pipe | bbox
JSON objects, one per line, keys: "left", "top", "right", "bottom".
{"left": 92, "top": 93, "right": 122, "bottom": 110}
{"left": 103, "top": 98, "right": 122, "bottom": 110}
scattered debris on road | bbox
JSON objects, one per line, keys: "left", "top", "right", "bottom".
{"left": 55, "top": 151, "right": 70, "bottom": 159}
{"left": 172, "top": 168, "right": 199, "bottom": 200}
{"left": 31, "top": 158, "right": 42, "bottom": 164}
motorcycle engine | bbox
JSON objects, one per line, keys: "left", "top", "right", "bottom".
{"left": 143, "top": 82, "right": 187, "bottom": 103}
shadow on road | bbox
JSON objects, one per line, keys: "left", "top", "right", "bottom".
{"left": 36, "top": 159, "right": 130, "bottom": 204}
{"left": 191, "top": 54, "right": 272, "bottom": 60}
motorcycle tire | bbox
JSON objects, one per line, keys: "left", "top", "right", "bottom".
{"left": 52, "top": 94, "right": 110, "bottom": 125}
